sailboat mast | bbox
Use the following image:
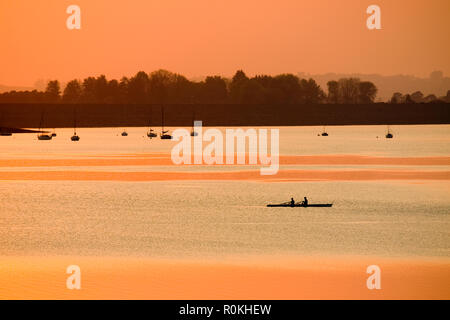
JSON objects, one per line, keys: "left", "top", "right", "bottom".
{"left": 148, "top": 105, "right": 152, "bottom": 129}
{"left": 37, "top": 107, "right": 46, "bottom": 137}
{"left": 73, "top": 106, "right": 77, "bottom": 134}
{"left": 161, "top": 105, "right": 165, "bottom": 132}
{"left": 123, "top": 104, "right": 126, "bottom": 132}
{"left": 39, "top": 108, "right": 44, "bottom": 131}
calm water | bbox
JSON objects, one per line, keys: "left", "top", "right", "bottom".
{"left": 1, "top": 125, "right": 449, "bottom": 157}
{"left": 0, "top": 125, "right": 449, "bottom": 258}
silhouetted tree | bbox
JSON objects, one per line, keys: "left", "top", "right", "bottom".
{"left": 148, "top": 69, "right": 174, "bottom": 104}
{"left": 240, "top": 79, "right": 267, "bottom": 104}
{"left": 80, "top": 77, "right": 97, "bottom": 103}
{"left": 327, "top": 81, "right": 339, "bottom": 103}
{"left": 411, "top": 91, "right": 424, "bottom": 103}
{"left": 118, "top": 77, "right": 129, "bottom": 103}
{"left": 229, "top": 70, "right": 249, "bottom": 103}
{"left": 358, "top": 81, "right": 378, "bottom": 103}
{"left": 45, "top": 80, "right": 61, "bottom": 102}
{"left": 200, "top": 76, "right": 228, "bottom": 103}
{"left": 390, "top": 92, "right": 403, "bottom": 104}
{"left": 424, "top": 94, "right": 437, "bottom": 103}
{"left": 128, "top": 71, "right": 149, "bottom": 103}
{"left": 94, "top": 75, "right": 110, "bottom": 103}
{"left": 253, "top": 75, "right": 280, "bottom": 104}
{"left": 338, "top": 78, "right": 360, "bottom": 104}
{"left": 62, "top": 80, "right": 82, "bottom": 103}
{"left": 167, "top": 74, "right": 195, "bottom": 104}
{"left": 298, "top": 78, "right": 325, "bottom": 104}
{"left": 404, "top": 94, "right": 414, "bottom": 103}
{"left": 105, "top": 79, "right": 120, "bottom": 104}
{"left": 272, "top": 74, "right": 301, "bottom": 104}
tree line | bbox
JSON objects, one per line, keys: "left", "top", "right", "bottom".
{"left": 0, "top": 69, "right": 395, "bottom": 105}
{"left": 390, "top": 90, "right": 450, "bottom": 104}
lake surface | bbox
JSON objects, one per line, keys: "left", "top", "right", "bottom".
{"left": 0, "top": 125, "right": 449, "bottom": 258}
{"left": 1, "top": 125, "right": 449, "bottom": 157}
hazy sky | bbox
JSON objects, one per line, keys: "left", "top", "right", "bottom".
{"left": 1, "top": 0, "right": 449, "bottom": 86}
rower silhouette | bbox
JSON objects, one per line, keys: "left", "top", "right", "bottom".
{"left": 291, "top": 198, "right": 295, "bottom": 206}
{"left": 303, "top": 197, "right": 308, "bottom": 206}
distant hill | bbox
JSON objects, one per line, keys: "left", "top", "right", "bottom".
{"left": 298, "top": 71, "right": 450, "bottom": 102}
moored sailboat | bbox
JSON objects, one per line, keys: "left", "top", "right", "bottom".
{"left": 37, "top": 108, "right": 52, "bottom": 141}
{"left": 147, "top": 105, "right": 157, "bottom": 138}
{"left": 121, "top": 104, "right": 128, "bottom": 136}
{"left": 147, "top": 129, "right": 157, "bottom": 138}
{"left": 71, "top": 106, "right": 80, "bottom": 141}
{"left": 386, "top": 125, "right": 394, "bottom": 139}
{"left": 160, "top": 105, "right": 172, "bottom": 139}
{"left": 190, "top": 108, "right": 198, "bottom": 137}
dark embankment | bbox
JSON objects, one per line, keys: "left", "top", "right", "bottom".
{"left": 0, "top": 103, "right": 449, "bottom": 128}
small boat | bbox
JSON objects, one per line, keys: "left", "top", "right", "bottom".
{"left": 37, "top": 134, "right": 53, "bottom": 140}
{"left": 161, "top": 130, "right": 172, "bottom": 140}
{"left": 37, "top": 108, "right": 52, "bottom": 140}
{"left": 71, "top": 106, "right": 80, "bottom": 141}
{"left": 121, "top": 104, "right": 129, "bottom": 137}
{"left": 146, "top": 106, "right": 157, "bottom": 138}
{"left": 267, "top": 202, "right": 333, "bottom": 208}
{"left": 147, "top": 129, "right": 157, "bottom": 138}
{"left": 321, "top": 126, "right": 328, "bottom": 136}
{"left": 386, "top": 126, "right": 393, "bottom": 139}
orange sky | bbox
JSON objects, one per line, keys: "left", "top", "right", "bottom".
{"left": 1, "top": 0, "right": 449, "bottom": 86}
